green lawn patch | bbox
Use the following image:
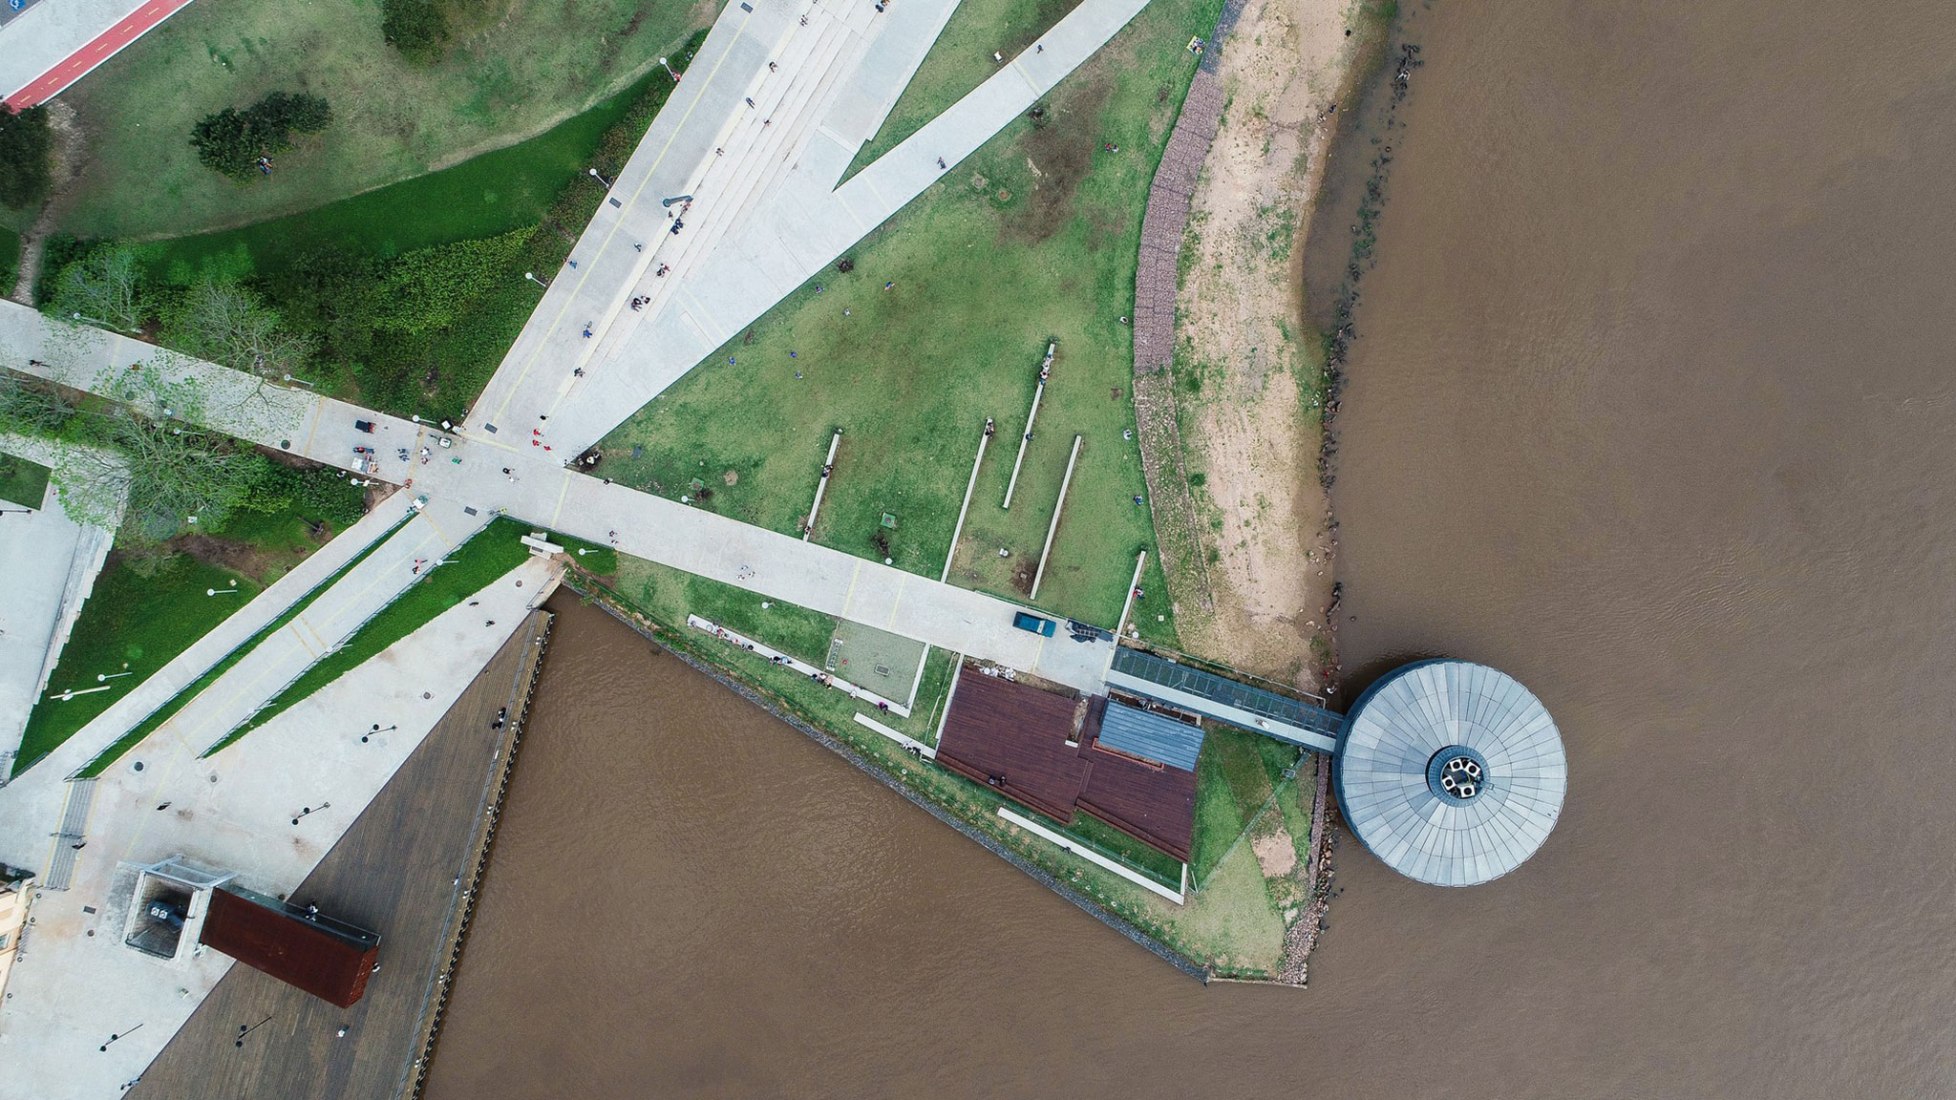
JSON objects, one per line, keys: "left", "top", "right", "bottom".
{"left": 0, "top": 453, "right": 51, "bottom": 508}
{"left": 600, "top": 0, "right": 1214, "bottom": 631}
{"left": 612, "top": 555, "right": 838, "bottom": 666}
{"left": 1188, "top": 726, "right": 1302, "bottom": 882}
{"left": 76, "top": 512, "right": 411, "bottom": 778}
{"left": 205, "top": 516, "right": 536, "bottom": 754}
{"left": 53, "top": 0, "right": 704, "bottom": 240}
{"left": 140, "top": 68, "right": 673, "bottom": 286}
{"left": 13, "top": 554, "right": 259, "bottom": 775}
{"left": 1042, "top": 807, "right": 1184, "bottom": 886}
{"left": 845, "top": 0, "right": 1087, "bottom": 178}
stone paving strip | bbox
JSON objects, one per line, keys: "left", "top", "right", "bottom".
{"left": 687, "top": 613, "right": 909, "bottom": 717}
{"left": 852, "top": 711, "right": 935, "bottom": 759}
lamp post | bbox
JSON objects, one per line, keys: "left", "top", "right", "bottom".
{"left": 206, "top": 586, "right": 238, "bottom": 597}
{"left": 97, "top": 663, "right": 132, "bottom": 683}
{"left": 588, "top": 167, "right": 613, "bottom": 188}
{"left": 101, "top": 1024, "right": 144, "bottom": 1052}
{"left": 658, "top": 56, "right": 679, "bottom": 82}
{"left": 282, "top": 373, "right": 316, "bottom": 388}
{"left": 235, "top": 1016, "right": 273, "bottom": 1049}
{"left": 360, "top": 723, "right": 397, "bottom": 744}
{"left": 291, "top": 803, "right": 331, "bottom": 826}
{"left": 524, "top": 271, "right": 548, "bottom": 289}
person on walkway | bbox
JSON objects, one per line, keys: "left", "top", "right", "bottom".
{"left": 937, "top": 157, "right": 947, "bottom": 169}
{"left": 582, "top": 324, "right": 594, "bottom": 338}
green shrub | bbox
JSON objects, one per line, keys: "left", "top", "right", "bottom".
{"left": 381, "top": 0, "right": 450, "bottom": 64}
{"left": 0, "top": 106, "right": 54, "bottom": 210}
{"left": 190, "top": 92, "right": 334, "bottom": 180}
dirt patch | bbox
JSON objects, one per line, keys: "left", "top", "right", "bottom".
{"left": 171, "top": 533, "right": 286, "bottom": 583}
{"left": 1158, "top": 0, "right": 1356, "bottom": 688}
{"left": 9, "top": 100, "right": 86, "bottom": 304}
{"left": 721, "top": 469, "right": 738, "bottom": 486}
{"left": 1005, "top": 75, "right": 1111, "bottom": 246}
{"left": 1251, "top": 820, "right": 1298, "bottom": 878}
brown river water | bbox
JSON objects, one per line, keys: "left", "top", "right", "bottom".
{"left": 427, "top": 2, "right": 1956, "bottom": 1096}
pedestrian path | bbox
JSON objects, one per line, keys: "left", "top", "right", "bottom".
{"left": 468, "top": 0, "right": 1154, "bottom": 452}
{"left": 0, "top": 557, "right": 561, "bottom": 1100}
{"left": 1, "top": 0, "right": 194, "bottom": 108}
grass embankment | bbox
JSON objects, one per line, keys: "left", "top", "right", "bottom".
{"left": 140, "top": 68, "right": 676, "bottom": 286}
{"left": 0, "top": 453, "right": 51, "bottom": 508}
{"left": 13, "top": 474, "right": 368, "bottom": 776}
{"left": 77, "top": 513, "right": 410, "bottom": 777}
{"left": 205, "top": 516, "right": 537, "bottom": 754}
{"left": 587, "top": 545, "right": 1306, "bottom": 975}
{"left": 844, "top": 0, "right": 1086, "bottom": 178}
{"left": 93, "top": 31, "right": 710, "bottom": 421}
{"left": 53, "top": 0, "right": 702, "bottom": 240}
{"left": 600, "top": 0, "right": 1205, "bottom": 639}
{"left": 13, "top": 555, "right": 260, "bottom": 775}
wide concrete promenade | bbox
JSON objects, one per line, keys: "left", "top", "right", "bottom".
{"left": 469, "top": 0, "right": 1153, "bottom": 450}
{"left": 0, "top": 555, "right": 561, "bottom": 1100}
{"left": 1, "top": 311, "right": 426, "bottom": 478}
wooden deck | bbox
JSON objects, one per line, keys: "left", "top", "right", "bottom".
{"left": 936, "top": 669, "right": 1196, "bottom": 863}
{"left": 127, "top": 610, "right": 551, "bottom": 1100}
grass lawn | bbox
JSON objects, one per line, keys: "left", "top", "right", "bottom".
{"left": 206, "top": 516, "right": 538, "bottom": 753}
{"left": 138, "top": 68, "right": 675, "bottom": 287}
{"left": 613, "top": 555, "right": 839, "bottom": 666}
{"left": 600, "top": 0, "right": 1218, "bottom": 634}
{"left": 77, "top": 512, "right": 411, "bottom": 778}
{"left": 1189, "top": 726, "right": 1301, "bottom": 882}
{"left": 12, "top": 553, "right": 259, "bottom": 775}
{"left": 54, "top": 0, "right": 708, "bottom": 240}
{"left": 844, "top": 0, "right": 1086, "bottom": 178}
{"left": 0, "top": 453, "right": 52, "bottom": 508}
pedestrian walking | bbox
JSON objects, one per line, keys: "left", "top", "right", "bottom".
{"left": 937, "top": 157, "right": 946, "bottom": 169}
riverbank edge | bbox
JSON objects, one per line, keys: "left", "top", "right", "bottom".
{"left": 564, "top": 577, "right": 1214, "bottom": 985}
{"left": 401, "top": 609, "right": 555, "bottom": 1100}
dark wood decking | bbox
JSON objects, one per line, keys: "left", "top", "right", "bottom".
{"left": 936, "top": 669, "right": 1196, "bottom": 863}
{"left": 935, "top": 666, "right": 1088, "bottom": 822}
{"left": 128, "top": 610, "right": 550, "bottom": 1100}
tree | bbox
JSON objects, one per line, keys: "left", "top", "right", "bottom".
{"left": 49, "top": 245, "right": 146, "bottom": 333}
{"left": 0, "top": 105, "right": 54, "bottom": 210}
{"left": 190, "top": 92, "right": 334, "bottom": 180}
{"left": 0, "top": 368, "right": 77, "bottom": 437}
{"left": 56, "top": 369, "right": 261, "bottom": 537}
{"left": 164, "top": 280, "right": 317, "bottom": 381}
{"left": 381, "top": 0, "right": 450, "bottom": 64}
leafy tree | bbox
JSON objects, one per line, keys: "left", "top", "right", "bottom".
{"left": 164, "top": 280, "right": 316, "bottom": 380}
{"left": 49, "top": 245, "right": 147, "bottom": 333}
{"left": 0, "top": 369, "right": 77, "bottom": 438}
{"left": 0, "top": 105, "right": 54, "bottom": 210}
{"left": 381, "top": 0, "right": 450, "bottom": 64}
{"left": 190, "top": 92, "right": 334, "bottom": 180}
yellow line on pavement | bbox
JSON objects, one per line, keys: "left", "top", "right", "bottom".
{"left": 841, "top": 559, "right": 862, "bottom": 615}
{"left": 549, "top": 475, "right": 572, "bottom": 529}
{"left": 489, "top": 9, "right": 757, "bottom": 428}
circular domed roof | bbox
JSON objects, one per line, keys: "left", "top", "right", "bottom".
{"left": 1336, "top": 660, "right": 1567, "bottom": 887}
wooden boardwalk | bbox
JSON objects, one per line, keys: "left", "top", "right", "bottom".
{"left": 127, "top": 610, "right": 551, "bottom": 1100}
{"left": 936, "top": 669, "right": 1196, "bottom": 862}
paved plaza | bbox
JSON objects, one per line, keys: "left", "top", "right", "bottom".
{"left": 0, "top": 0, "right": 1156, "bottom": 1087}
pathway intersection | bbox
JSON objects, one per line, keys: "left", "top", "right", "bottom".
{"left": 0, "top": 0, "right": 1156, "bottom": 1089}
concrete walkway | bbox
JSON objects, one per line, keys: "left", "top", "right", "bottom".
{"left": 0, "top": 556, "right": 561, "bottom": 1100}
{"left": 467, "top": 0, "right": 1154, "bottom": 452}
{"left": 0, "top": 0, "right": 195, "bottom": 108}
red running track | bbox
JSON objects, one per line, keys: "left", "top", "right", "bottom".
{"left": 4, "top": 0, "right": 195, "bottom": 110}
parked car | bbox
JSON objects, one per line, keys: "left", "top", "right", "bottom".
{"left": 1012, "top": 611, "right": 1057, "bottom": 637}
